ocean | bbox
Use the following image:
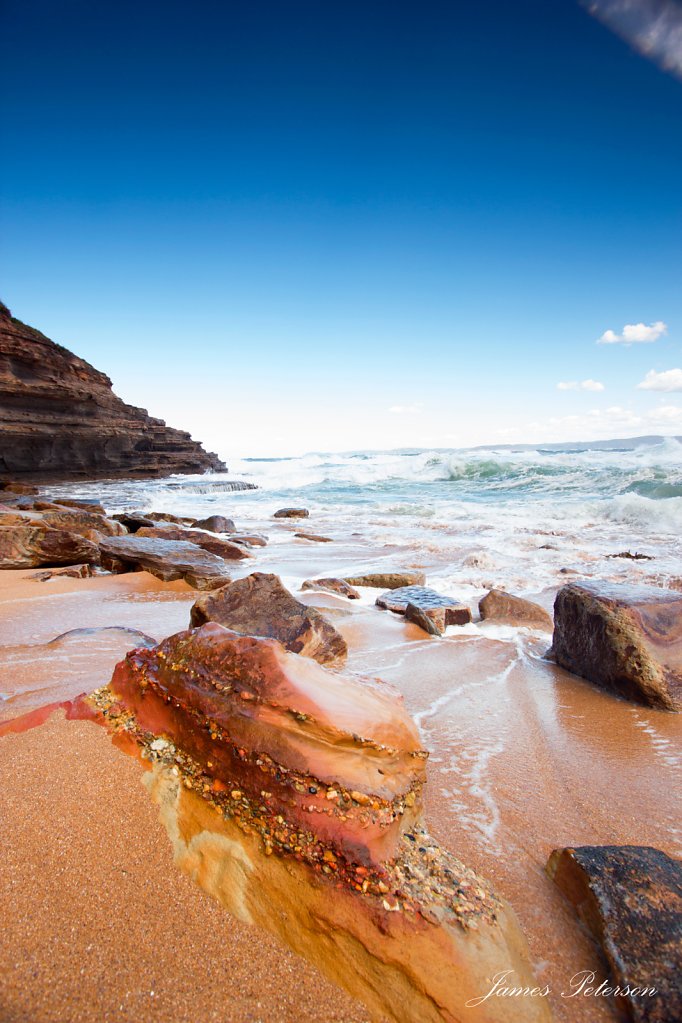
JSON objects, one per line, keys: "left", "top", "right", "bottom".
{"left": 43, "top": 436, "right": 682, "bottom": 601}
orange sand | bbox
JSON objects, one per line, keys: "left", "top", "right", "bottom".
{"left": 2, "top": 565, "right": 681, "bottom": 1022}
{"left": 0, "top": 712, "right": 370, "bottom": 1023}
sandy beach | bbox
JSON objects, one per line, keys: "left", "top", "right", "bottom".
{"left": 1, "top": 530, "right": 680, "bottom": 1022}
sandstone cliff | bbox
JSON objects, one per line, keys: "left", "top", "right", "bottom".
{"left": 0, "top": 302, "right": 225, "bottom": 481}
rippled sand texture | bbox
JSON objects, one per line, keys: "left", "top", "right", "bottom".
{"left": 1, "top": 551, "right": 680, "bottom": 1022}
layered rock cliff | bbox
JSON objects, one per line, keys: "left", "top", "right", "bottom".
{"left": 0, "top": 302, "right": 225, "bottom": 481}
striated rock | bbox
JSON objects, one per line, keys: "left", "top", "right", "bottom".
{"left": 0, "top": 480, "right": 39, "bottom": 495}
{"left": 274, "top": 507, "right": 309, "bottom": 518}
{"left": 31, "top": 563, "right": 94, "bottom": 580}
{"left": 479, "top": 589, "right": 553, "bottom": 631}
{"left": 110, "top": 623, "right": 423, "bottom": 866}
{"left": 191, "top": 515, "right": 236, "bottom": 533}
{"left": 0, "top": 511, "right": 32, "bottom": 527}
{"left": 112, "top": 512, "right": 157, "bottom": 532}
{"left": 145, "top": 511, "right": 195, "bottom": 525}
{"left": 94, "top": 625, "right": 548, "bottom": 1023}
{"left": 295, "top": 531, "right": 333, "bottom": 542}
{"left": 551, "top": 581, "right": 682, "bottom": 711}
{"left": 0, "top": 525, "right": 100, "bottom": 568}
{"left": 41, "top": 509, "right": 126, "bottom": 541}
{"left": 377, "top": 586, "right": 472, "bottom": 628}
{"left": 50, "top": 498, "right": 108, "bottom": 514}
{"left": 135, "top": 525, "right": 252, "bottom": 561}
{"left": 190, "top": 572, "right": 347, "bottom": 666}
{"left": 405, "top": 602, "right": 442, "bottom": 636}
{"left": 547, "top": 845, "right": 681, "bottom": 1023}
{"left": 345, "top": 572, "right": 426, "bottom": 589}
{"left": 0, "top": 301, "right": 225, "bottom": 481}
{"left": 98, "top": 535, "right": 230, "bottom": 590}
{"left": 301, "top": 578, "right": 361, "bottom": 599}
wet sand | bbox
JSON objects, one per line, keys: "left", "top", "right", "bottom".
{"left": 1, "top": 555, "right": 680, "bottom": 1022}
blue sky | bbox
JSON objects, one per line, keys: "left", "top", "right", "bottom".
{"left": 1, "top": 0, "right": 681, "bottom": 457}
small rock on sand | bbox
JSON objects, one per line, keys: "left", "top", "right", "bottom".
{"left": 274, "top": 508, "right": 309, "bottom": 518}
{"left": 377, "top": 585, "right": 472, "bottom": 628}
{"left": 301, "top": 578, "right": 361, "bottom": 599}
{"left": 345, "top": 572, "right": 426, "bottom": 589}
{"left": 191, "top": 515, "right": 237, "bottom": 533}
{"left": 479, "top": 589, "right": 553, "bottom": 631}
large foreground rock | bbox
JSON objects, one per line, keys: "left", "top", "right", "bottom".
{"left": 547, "top": 845, "right": 681, "bottom": 1023}
{"left": 0, "top": 301, "right": 225, "bottom": 481}
{"left": 135, "top": 525, "right": 252, "bottom": 560}
{"left": 99, "top": 535, "right": 230, "bottom": 590}
{"left": 96, "top": 625, "right": 548, "bottom": 1023}
{"left": 551, "top": 581, "right": 682, "bottom": 711}
{"left": 377, "top": 585, "right": 472, "bottom": 629}
{"left": 190, "top": 572, "right": 347, "bottom": 665}
{"left": 0, "top": 525, "right": 100, "bottom": 568}
{"left": 479, "top": 589, "right": 553, "bottom": 631}
{"left": 110, "top": 623, "right": 424, "bottom": 866}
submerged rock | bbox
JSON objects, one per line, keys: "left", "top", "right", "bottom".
{"left": 295, "top": 531, "right": 333, "bottom": 542}
{"left": 50, "top": 498, "right": 108, "bottom": 514}
{"left": 191, "top": 515, "right": 237, "bottom": 533}
{"left": 345, "top": 571, "right": 426, "bottom": 589}
{"left": 228, "top": 533, "right": 268, "bottom": 547}
{"left": 98, "top": 535, "right": 230, "bottom": 590}
{"left": 551, "top": 581, "right": 682, "bottom": 711}
{"left": 0, "top": 525, "right": 100, "bottom": 568}
{"left": 97, "top": 625, "right": 548, "bottom": 1023}
{"left": 274, "top": 507, "right": 309, "bottom": 518}
{"left": 135, "top": 525, "right": 252, "bottom": 561}
{"left": 301, "top": 578, "right": 361, "bottom": 599}
{"left": 479, "top": 589, "right": 553, "bottom": 631}
{"left": 377, "top": 586, "right": 472, "bottom": 628}
{"left": 190, "top": 572, "right": 347, "bottom": 666}
{"left": 547, "top": 845, "right": 681, "bottom": 1023}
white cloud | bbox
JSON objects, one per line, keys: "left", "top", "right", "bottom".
{"left": 637, "top": 368, "right": 682, "bottom": 392}
{"left": 509, "top": 402, "right": 682, "bottom": 445}
{"left": 557, "top": 379, "right": 605, "bottom": 391}
{"left": 597, "top": 320, "right": 667, "bottom": 345}
{"left": 388, "top": 403, "right": 423, "bottom": 414}
{"left": 582, "top": 1, "right": 682, "bottom": 80}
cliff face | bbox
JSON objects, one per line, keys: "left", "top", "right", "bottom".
{"left": 0, "top": 302, "right": 226, "bottom": 481}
